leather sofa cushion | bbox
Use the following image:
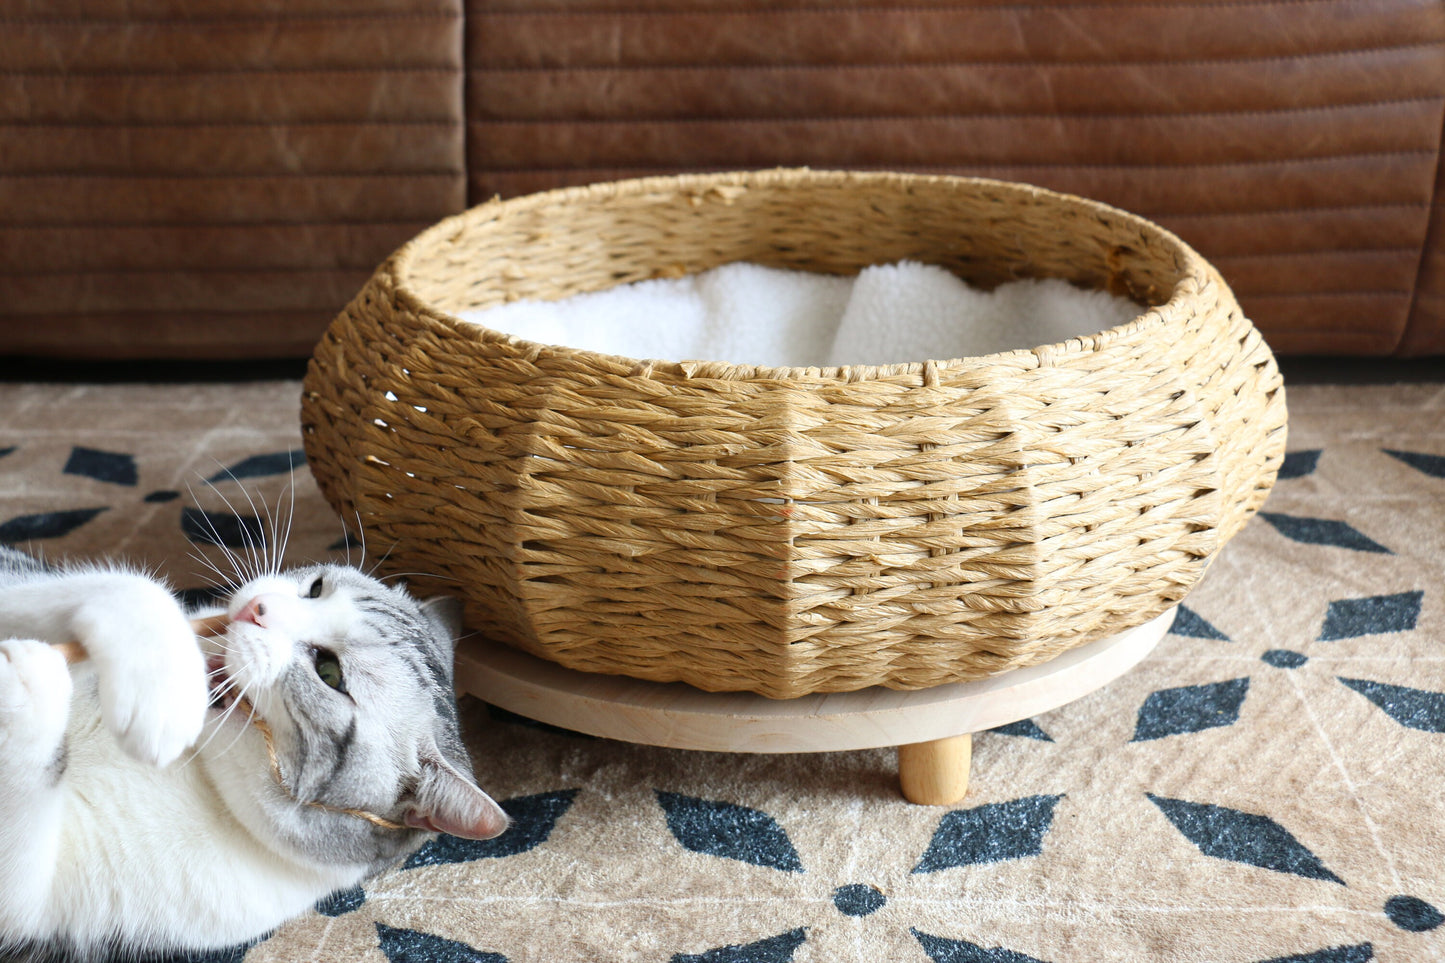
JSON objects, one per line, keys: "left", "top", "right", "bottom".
{"left": 0, "top": 0, "right": 465, "bottom": 360}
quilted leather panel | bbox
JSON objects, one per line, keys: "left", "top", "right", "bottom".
{"left": 0, "top": 0, "right": 465, "bottom": 359}
{"left": 466, "top": 0, "right": 1445, "bottom": 356}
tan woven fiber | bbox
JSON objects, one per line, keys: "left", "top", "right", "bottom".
{"left": 301, "top": 169, "right": 1286, "bottom": 699}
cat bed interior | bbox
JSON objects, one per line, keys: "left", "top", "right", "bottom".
{"left": 301, "top": 169, "right": 1287, "bottom": 699}
{"left": 460, "top": 260, "right": 1139, "bottom": 368}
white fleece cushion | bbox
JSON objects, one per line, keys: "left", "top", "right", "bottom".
{"left": 460, "top": 260, "right": 1140, "bottom": 368}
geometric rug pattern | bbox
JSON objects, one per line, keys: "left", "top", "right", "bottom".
{"left": 0, "top": 379, "right": 1440, "bottom": 962}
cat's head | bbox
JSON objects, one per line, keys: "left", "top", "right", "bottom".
{"left": 199, "top": 563, "right": 508, "bottom": 868}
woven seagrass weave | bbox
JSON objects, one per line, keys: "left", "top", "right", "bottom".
{"left": 301, "top": 169, "right": 1287, "bottom": 699}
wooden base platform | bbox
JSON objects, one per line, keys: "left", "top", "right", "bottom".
{"left": 454, "top": 607, "right": 1175, "bottom": 806}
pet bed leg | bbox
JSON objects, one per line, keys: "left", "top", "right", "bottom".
{"left": 897, "top": 733, "right": 971, "bottom": 805}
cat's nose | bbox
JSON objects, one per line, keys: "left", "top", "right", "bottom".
{"left": 234, "top": 596, "right": 269, "bottom": 628}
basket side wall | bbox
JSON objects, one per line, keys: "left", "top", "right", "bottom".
{"left": 303, "top": 171, "right": 1287, "bottom": 698}
{"left": 304, "top": 276, "right": 538, "bottom": 640}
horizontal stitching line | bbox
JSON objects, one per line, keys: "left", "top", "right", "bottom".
{"left": 470, "top": 0, "right": 1424, "bottom": 18}
{"left": 0, "top": 317, "right": 325, "bottom": 325}
{"left": 467, "top": 41, "right": 1445, "bottom": 73}
{"left": 464, "top": 96, "right": 1442, "bottom": 125}
{"left": 0, "top": 265, "right": 375, "bottom": 278}
{"left": 1212, "top": 246, "right": 1422, "bottom": 259}
{"left": 1158, "top": 202, "right": 1429, "bottom": 218}
{"left": 3, "top": 120, "right": 458, "bottom": 130}
{"left": 0, "top": 219, "right": 435, "bottom": 231}
{"left": 1, "top": 66, "right": 458, "bottom": 79}
{"left": 0, "top": 172, "right": 461, "bottom": 180}
{"left": 468, "top": 150, "right": 1437, "bottom": 172}
{"left": 1240, "top": 289, "right": 1411, "bottom": 298}
{"left": 2, "top": 12, "right": 460, "bottom": 27}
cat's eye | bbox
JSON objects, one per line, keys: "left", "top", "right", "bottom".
{"left": 312, "top": 648, "right": 346, "bottom": 692}
{"left": 306, "top": 576, "right": 324, "bottom": 599}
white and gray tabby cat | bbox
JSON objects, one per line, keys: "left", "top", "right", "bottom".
{"left": 0, "top": 544, "right": 508, "bottom": 962}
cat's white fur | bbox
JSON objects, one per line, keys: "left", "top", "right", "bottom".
{"left": 0, "top": 558, "right": 507, "bottom": 959}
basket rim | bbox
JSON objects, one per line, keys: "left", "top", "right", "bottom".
{"left": 384, "top": 168, "right": 1221, "bottom": 384}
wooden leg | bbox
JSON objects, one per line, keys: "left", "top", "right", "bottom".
{"left": 897, "top": 733, "right": 971, "bottom": 805}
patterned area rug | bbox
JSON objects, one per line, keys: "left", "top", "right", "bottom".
{"left": 0, "top": 378, "right": 1442, "bottom": 963}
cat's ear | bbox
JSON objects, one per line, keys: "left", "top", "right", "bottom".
{"left": 403, "top": 750, "right": 509, "bottom": 840}
{"left": 419, "top": 595, "right": 466, "bottom": 642}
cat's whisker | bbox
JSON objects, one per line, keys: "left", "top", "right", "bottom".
{"left": 196, "top": 674, "right": 266, "bottom": 760}
{"left": 350, "top": 509, "right": 367, "bottom": 569}
{"left": 194, "top": 473, "right": 268, "bottom": 587}
{"left": 185, "top": 549, "right": 242, "bottom": 597}
{"left": 257, "top": 491, "right": 281, "bottom": 579}
{"left": 273, "top": 456, "right": 300, "bottom": 573}
{"left": 255, "top": 485, "right": 289, "bottom": 580}
{"left": 183, "top": 479, "right": 261, "bottom": 589}
{"left": 255, "top": 479, "right": 295, "bottom": 579}
{"left": 374, "top": 571, "right": 431, "bottom": 582}
{"left": 226, "top": 480, "right": 273, "bottom": 582}
{"left": 362, "top": 539, "right": 402, "bottom": 581}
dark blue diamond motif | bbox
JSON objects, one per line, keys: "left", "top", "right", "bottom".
{"left": 1319, "top": 591, "right": 1423, "bottom": 641}
{"left": 314, "top": 885, "right": 365, "bottom": 917}
{"left": 1257, "top": 945, "right": 1374, "bottom": 963}
{"left": 913, "top": 795, "right": 1063, "bottom": 872}
{"left": 990, "top": 719, "right": 1053, "bottom": 742}
{"left": 404, "top": 790, "right": 579, "bottom": 869}
{"left": 0, "top": 507, "right": 107, "bottom": 543}
{"left": 672, "top": 928, "right": 807, "bottom": 963}
{"left": 63, "top": 446, "right": 138, "bottom": 486}
{"left": 1277, "top": 449, "right": 1322, "bottom": 480}
{"left": 1338, "top": 678, "right": 1445, "bottom": 733}
{"left": 1170, "top": 605, "right": 1229, "bottom": 641}
{"left": 1147, "top": 794, "right": 1343, "bottom": 884}
{"left": 1262, "top": 650, "right": 1309, "bottom": 669}
{"left": 1384, "top": 895, "right": 1443, "bottom": 932}
{"left": 376, "top": 923, "right": 506, "bottom": 963}
{"left": 911, "top": 928, "right": 1050, "bottom": 963}
{"left": 0, "top": 446, "right": 14, "bottom": 460}
{"left": 205, "top": 449, "right": 306, "bottom": 483}
{"left": 1259, "top": 513, "right": 1390, "bottom": 554}
{"left": 1131, "top": 678, "right": 1249, "bottom": 742}
{"left": 832, "top": 884, "right": 885, "bottom": 917}
{"left": 1383, "top": 449, "right": 1445, "bottom": 479}
{"left": 181, "top": 507, "right": 265, "bottom": 549}
{"left": 656, "top": 791, "right": 803, "bottom": 873}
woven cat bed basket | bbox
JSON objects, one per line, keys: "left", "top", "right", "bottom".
{"left": 301, "top": 169, "right": 1286, "bottom": 699}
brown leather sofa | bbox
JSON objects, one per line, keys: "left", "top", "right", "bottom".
{"left": 4, "top": 0, "right": 1442, "bottom": 360}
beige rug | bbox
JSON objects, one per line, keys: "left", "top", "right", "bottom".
{"left": 1, "top": 379, "right": 1441, "bottom": 963}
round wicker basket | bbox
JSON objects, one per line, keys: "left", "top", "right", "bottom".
{"left": 301, "top": 169, "right": 1286, "bottom": 699}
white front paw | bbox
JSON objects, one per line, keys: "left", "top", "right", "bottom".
{"left": 84, "top": 605, "right": 209, "bottom": 767}
{"left": 0, "top": 639, "right": 72, "bottom": 764}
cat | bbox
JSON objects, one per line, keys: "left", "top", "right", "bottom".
{"left": 0, "top": 545, "right": 508, "bottom": 962}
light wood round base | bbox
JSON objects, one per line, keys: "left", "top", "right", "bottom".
{"left": 454, "top": 606, "right": 1174, "bottom": 806}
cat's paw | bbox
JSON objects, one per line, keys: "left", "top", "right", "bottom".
{"left": 0, "top": 639, "right": 72, "bottom": 763}
{"left": 83, "top": 599, "right": 209, "bottom": 767}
